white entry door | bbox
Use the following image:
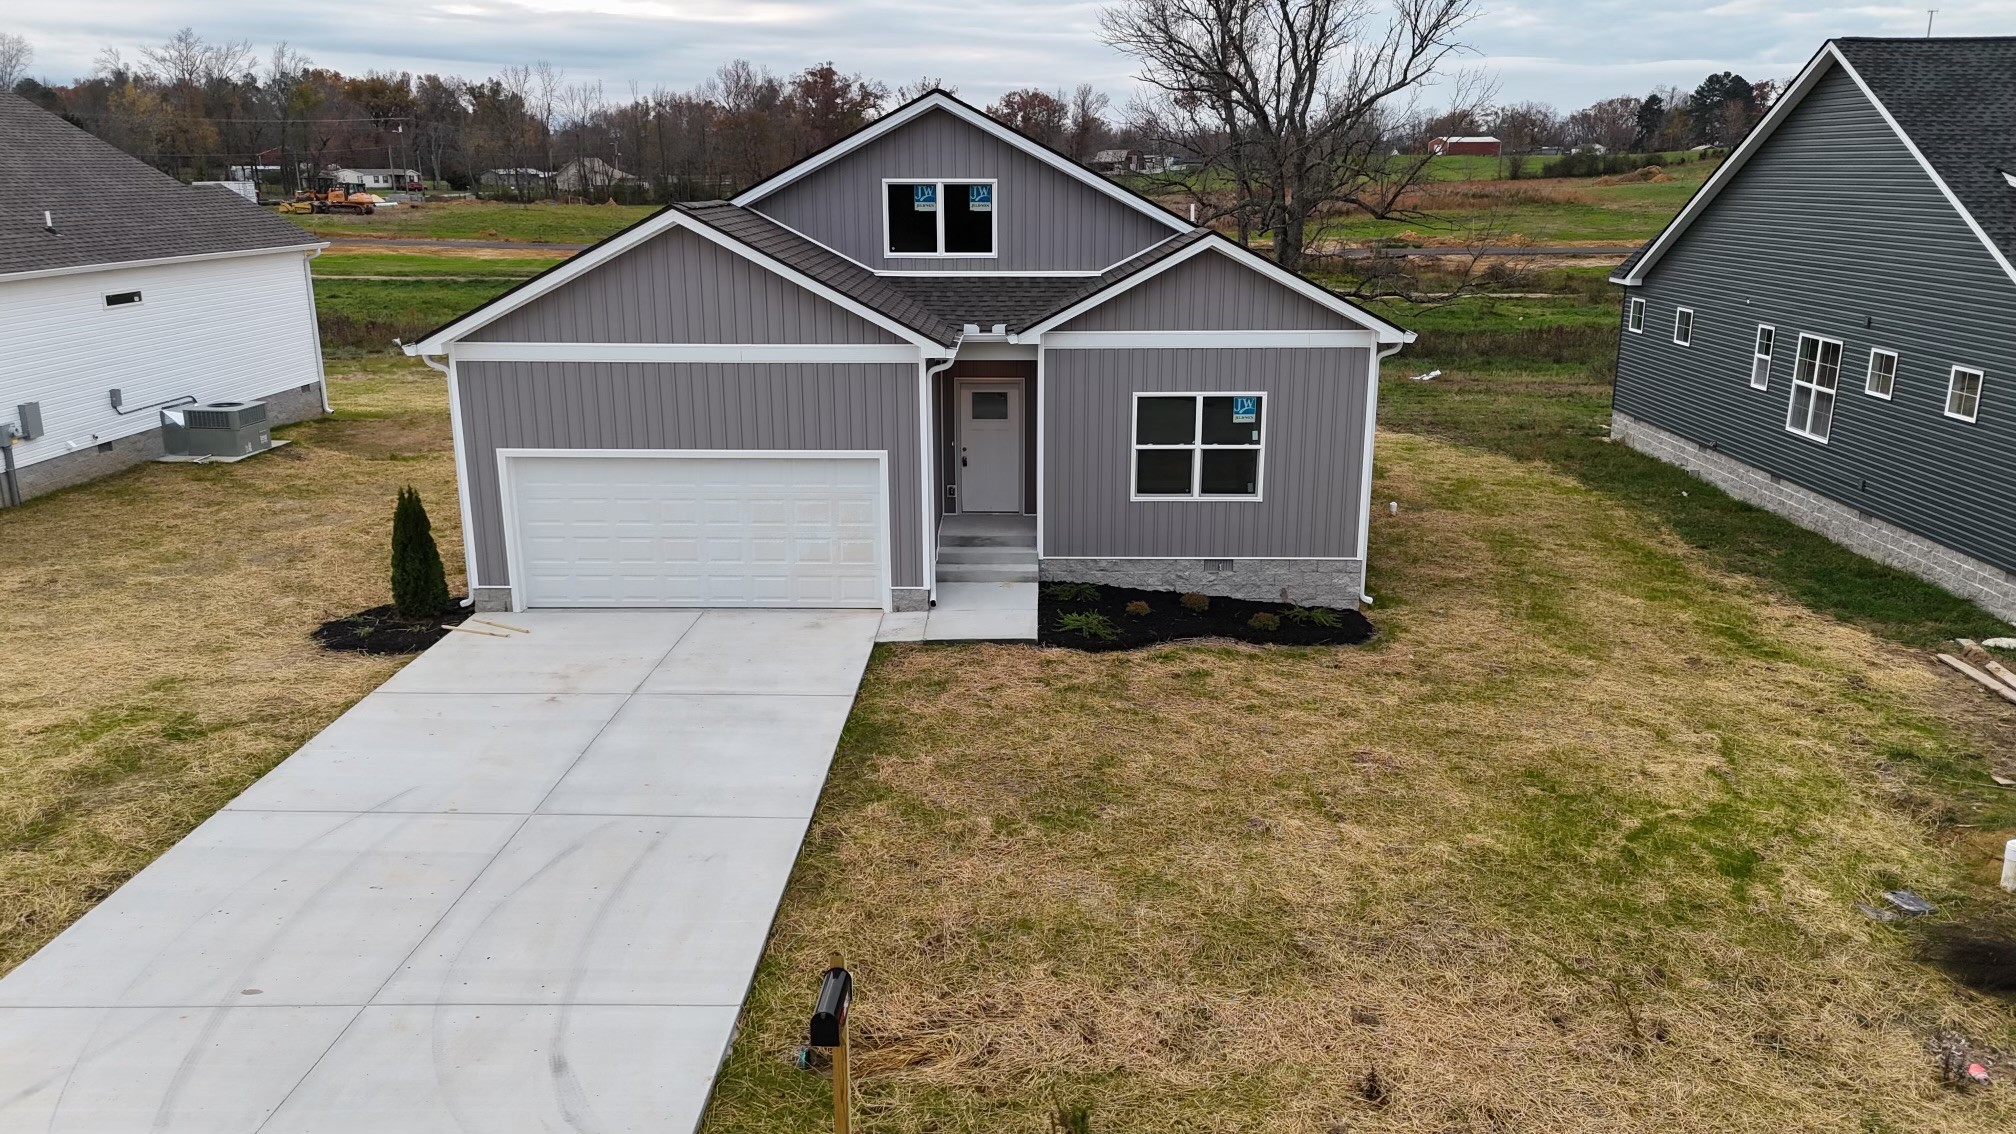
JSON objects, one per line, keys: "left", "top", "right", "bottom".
{"left": 958, "top": 383, "right": 1021, "bottom": 513}
{"left": 503, "top": 451, "right": 887, "bottom": 609}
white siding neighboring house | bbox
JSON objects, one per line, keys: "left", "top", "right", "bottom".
{"left": 0, "top": 91, "right": 328, "bottom": 504}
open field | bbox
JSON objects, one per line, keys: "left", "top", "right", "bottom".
{"left": 312, "top": 250, "right": 563, "bottom": 279}
{"left": 1312, "top": 159, "right": 1721, "bottom": 248}
{"left": 705, "top": 422, "right": 2016, "bottom": 1134}
{"left": 315, "top": 277, "right": 518, "bottom": 352}
{"left": 0, "top": 357, "right": 461, "bottom": 973}
{"left": 283, "top": 198, "right": 656, "bottom": 244}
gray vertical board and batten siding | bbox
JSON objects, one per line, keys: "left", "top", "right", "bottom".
{"left": 469, "top": 226, "right": 902, "bottom": 344}
{"left": 1615, "top": 63, "right": 2016, "bottom": 572}
{"left": 1043, "top": 348, "right": 1369, "bottom": 558}
{"left": 744, "top": 108, "right": 1179, "bottom": 272}
{"left": 1058, "top": 251, "right": 1355, "bottom": 331}
{"left": 455, "top": 361, "right": 924, "bottom": 589}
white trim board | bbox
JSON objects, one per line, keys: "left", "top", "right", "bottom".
{"left": 731, "top": 90, "right": 1191, "bottom": 235}
{"left": 1013, "top": 237, "right": 1412, "bottom": 345}
{"left": 1613, "top": 41, "right": 2016, "bottom": 290}
{"left": 1042, "top": 330, "right": 1379, "bottom": 350}
{"left": 404, "top": 208, "right": 949, "bottom": 355}
{"left": 0, "top": 242, "right": 326, "bottom": 284}
{"left": 493, "top": 448, "right": 894, "bottom": 613}
{"left": 451, "top": 343, "right": 926, "bottom": 365}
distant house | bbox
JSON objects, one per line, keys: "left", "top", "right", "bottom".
{"left": 1428, "top": 136, "right": 1502, "bottom": 156}
{"left": 479, "top": 167, "right": 555, "bottom": 194}
{"left": 554, "top": 157, "right": 635, "bottom": 194}
{"left": 0, "top": 92, "right": 326, "bottom": 504}
{"left": 1089, "top": 148, "right": 1140, "bottom": 174}
{"left": 1611, "top": 36, "right": 2016, "bottom": 622}
{"left": 329, "top": 167, "right": 421, "bottom": 191}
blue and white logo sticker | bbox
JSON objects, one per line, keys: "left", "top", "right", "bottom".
{"left": 1232, "top": 396, "right": 1257, "bottom": 424}
{"left": 912, "top": 183, "right": 938, "bottom": 211}
{"left": 967, "top": 184, "right": 992, "bottom": 212}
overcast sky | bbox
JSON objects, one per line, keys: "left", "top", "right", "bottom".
{"left": 13, "top": 1, "right": 2012, "bottom": 111}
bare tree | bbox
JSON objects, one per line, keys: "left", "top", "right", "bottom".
{"left": 1066, "top": 83, "right": 1111, "bottom": 160}
{"left": 1100, "top": 0, "right": 1485, "bottom": 271}
{"left": 0, "top": 33, "right": 33, "bottom": 90}
{"left": 1564, "top": 95, "right": 1639, "bottom": 153}
{"left": 893, "top": 76, "right": 954, "bottom": 102}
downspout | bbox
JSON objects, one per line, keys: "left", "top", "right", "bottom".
{"left": 415, "top": 351, "right": 476, "bottom": 609}
{"left": 306, "top": 247, "right": 331, "bottom": 413}
{"left": 1360, "top": 339, "right": 1409, "bottom": 608}
{"left": 922, "top": 350, "right": 960, "bottom": 604}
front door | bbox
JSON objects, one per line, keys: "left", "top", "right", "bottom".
{"left": 958, "top": 382, "right": 1021, "bottom": 513}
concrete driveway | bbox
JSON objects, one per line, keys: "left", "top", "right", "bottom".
{"left": 0, "top": 608, "right": 880, "bottom": 1133}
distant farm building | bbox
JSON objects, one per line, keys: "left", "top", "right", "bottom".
{"left": 1429, "top": 136, "right": 1502, "bottom": 156}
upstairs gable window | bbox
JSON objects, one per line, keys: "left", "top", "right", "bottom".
{"left": 885, "top": 180, "right": 996, "bottom": 257}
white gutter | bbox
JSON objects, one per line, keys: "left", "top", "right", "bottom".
{"left": 0, "top": 241, "right": 330, "bottom": 285}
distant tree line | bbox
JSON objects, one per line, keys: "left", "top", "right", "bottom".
{"left": 0, "top": 28, "right": 1127, "bottom": 202}
{"left": 1423, "top": 69, "right": 1775, "bottom": 162}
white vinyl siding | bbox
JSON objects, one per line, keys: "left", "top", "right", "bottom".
{"left": 0, "top": 252, "right": 321, "bottom": 471}
{"left": 1946, "top": 366, "right": 1984, "bottom": 422}
{"left": 1751, "top": 324, "right": 1774, "bottom": 389}
{"left": 1786, "top": 334, "right": 1843, "bottom": 442}
{"left": 1865, "top": 348, "right": 1897, "bottom": 399}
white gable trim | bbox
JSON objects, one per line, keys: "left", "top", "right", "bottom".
{"left": 1013, "top": 238, "right": 1412, "bottom": 344}
{"left": 730, "top": 92, "right": 1191, "bottom": 235}
{"left": 1615, "top": 42, "right": 2016, "bottom": 290}
{"left": 403, "top": 208, "right": 947, "bottom": 354}
{"left": 0, "top": 242, "right": 325, "bottom": 284}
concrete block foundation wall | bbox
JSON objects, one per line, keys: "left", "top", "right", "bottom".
{"left": 10, "top": 382, "right": 325, "bottom": 503}
{"left": 1612, "top": 409, "right": 2016, "bottom": 625}
{"left": 1040, "top": 557, "right": 1366, "bottom": 609}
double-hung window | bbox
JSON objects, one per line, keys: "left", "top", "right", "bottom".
{"left": 884, "top": 180, "right": 996, "bottom": 257}
{"left": 1132, "top": 393, "right": 1265, "bottom": 499}
{"left": 1750, "top": 325, "right": 1774, "bottom": 388}
{"left": 1865, "top": 349, "right": 1898, "bottom": 399}
{"left": 1786, "top": 334, "right": 1843, "bottom": 441}
{"left": 1672, "top": 307, "right": 1694, "bottom": 346}
{"left": 1627, "top": 297, "right": 1645, "bottom": 333}
{"left": 1946, "top": 366, "right": 1984, "bottom": 422}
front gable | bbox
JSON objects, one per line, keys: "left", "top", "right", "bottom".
{"left": 742, "top": 104, "right": 1184, "bottom": 273}
{"left": 1056, "top": 248, "right": 1356, "bottom": 332}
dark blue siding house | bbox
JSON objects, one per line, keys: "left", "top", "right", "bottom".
{"left": 1610, "top": 37, "right": 2016, "bottom": 623}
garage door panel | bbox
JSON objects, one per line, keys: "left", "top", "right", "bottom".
{"left": 507, "top": 455, "right": 885, "bottom": 609}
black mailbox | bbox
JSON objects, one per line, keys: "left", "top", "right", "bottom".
{"left": 809, "top": 966, "right": 852, "bottom": 1047}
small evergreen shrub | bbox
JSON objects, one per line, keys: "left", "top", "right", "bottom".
{"left": 1124, "top": 600, "right": 1151, "bottom": 617}
{"left": 1281, "top": 605, "right": 1343, "bottom": 627}
{"left": 390, "top": 485, "right": 450, "bottom": 619}
{"left": 1054, "top": 611, "right": 1119, "bottom": 641}
{"left": 1247, "top": 612, "right": 1281, "bottom": 631}
{"left": 1179, "top": 592, "right": 1210, "bottom": 612}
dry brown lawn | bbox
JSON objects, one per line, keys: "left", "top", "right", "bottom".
{"left": 705, "top": 432, "right": 2016, "bottom": 1133}
{"left": 0, "top": 356, "right": 461, "bottom": 972}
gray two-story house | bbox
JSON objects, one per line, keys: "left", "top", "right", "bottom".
{"left": 407, "top": 89, "right": 1411, "bottom": 618}
{"left": 1611, "top": 36, "right": 2016, "bottom": 622}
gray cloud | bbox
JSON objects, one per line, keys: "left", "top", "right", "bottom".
{"left": 14, "top": 0, "right": 2014, "bottom": 110}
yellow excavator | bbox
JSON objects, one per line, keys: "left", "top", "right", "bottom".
{"left": 277, "top": 176, "right": 383, "bottom": 215}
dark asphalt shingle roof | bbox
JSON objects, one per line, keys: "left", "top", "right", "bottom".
{"left": 0, "top": 91, "right": 321, "bottom": 278}
{"left": 681, "top": 201, "right": 1215, "bottom": 343}
{"left": 1831, "top": 37, "right": 2016, "bottom": 269}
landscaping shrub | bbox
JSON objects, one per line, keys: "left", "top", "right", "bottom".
{"left": 1124, "top": 600, "right": 1151, "bottom": 617}
{"left": 390, "top": 485, "right": 451, "bottom": 618}
{"left": 1054, "top": 611, "right": 1119, "bottom": 641}
{"left": 1044, "top": 582, "right": 1101, "bottom": 603}
{"left": 1247, "top": 612, "right": 1281, "bottom": 631}
{"left": 1282, "top": 605, "right": 1344, "bottom": 627}
{"left": 1179, "top": 592, "right": 1210, "bottom": 612}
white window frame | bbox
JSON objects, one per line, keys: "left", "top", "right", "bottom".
{"left": 1672, "top": 306, "right": 1694, "bottom": 346}
{"left": 1785, "top": 332, "right": 1844, "bottom": 443}
{"left": 881, "top": 178, "right": 999, "bottom": 259}
{"left": 1627, "top": 296, "right": 1645, "bottom": 334}
{"left": 1129, "top": 391, "right": 1267, "bottom": 502}
{"left": 1864, "top": 348, "right": 1898, "bottom": 400}
{"left": 1945, "top": 366, "right": 1984, "bottom": 423}
{"left": 103, "top": 290, "right": 144, "bottom": 308}
{"left": 1750, "top": 324, "right": 1774, "bottom": 389}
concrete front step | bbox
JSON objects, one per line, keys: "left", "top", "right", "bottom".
{"left": 937, "top": 545, "right": 1037, "bottom": 565}
{"left": 937, "top": 564, "right": 1039, "bottom": 583}
{"left": 940, "top": 532, "right": 1037, "bottom": 548}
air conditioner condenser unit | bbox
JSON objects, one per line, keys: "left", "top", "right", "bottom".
{"left": 162, "top": 400, "right": 272, "bottom": 459}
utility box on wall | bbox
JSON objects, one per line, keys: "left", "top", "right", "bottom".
{"left": 14, "top": 402, "right": 42, "bottom": 441}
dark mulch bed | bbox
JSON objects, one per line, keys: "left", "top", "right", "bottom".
{"left": 1038, "top": 584, "right": 1374, "bottom": 652}
{"left": 313, "top": 600, "right": 472, "bottom": 655}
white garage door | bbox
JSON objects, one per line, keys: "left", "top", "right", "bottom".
{"left": 503, "top": 452, "right": 887, "bottom": 608}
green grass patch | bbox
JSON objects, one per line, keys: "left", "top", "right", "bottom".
{"left": 312, "top": 252, "right": 559, "bottom": 279}
{"left": 285, "top": 199, "right": 656, "bottom": 244}
{"left": 314, "top": 278, "right": 516, "bottom": 353}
